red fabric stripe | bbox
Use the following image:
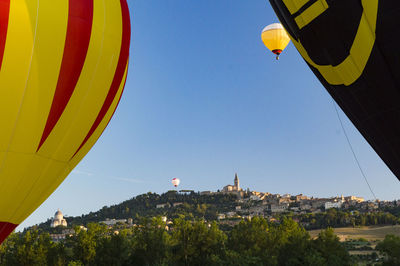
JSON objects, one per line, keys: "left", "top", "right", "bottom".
{"left": 93, "top": 70, "right": 128, "bottom": 146}
{"left": 0, "top": 221, "right": 18, "bottom": 245}
{"left": 37, "top": 0, "right": 94, "bottom": 151}
{"left": 71, "top": 0, "right": 130, "bottom": 159}
{"left": 0, "top": 0, "right": 10, "bottom": 71}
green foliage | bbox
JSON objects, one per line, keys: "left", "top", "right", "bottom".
{"left": 0, "top": 230, "right": 65, "bottom": 266}
{"left": 129, "top": 217, "right": 171, "bottom": 266}
{"left": 68, "top": 223, "right": 108, "bottom": 265}
{"left": 170, "top": 217, "right": 226, "bottom": 265}
{"left": 0, "top": 216, "right": 357, "bottom": 266}
{"left": 229, "top": 216, "right": 275, "bottom": 263}
{"left": 55, "top": 191, "right": 238, "bottom": 228}
{"left": 228, "top": 217, "right": 328, "bottom": 266}
{"left": 277, "top": 228, "right": 351, "bottom": 266}
{"left": 32, "top": 192, "right": 400, "bottom": 233}
{"left": 313, "top": 228, "right": 351, "bottom": 266}
{"left": 5, "top": 190, "right": 400, "bottom": 265}
{"left": 376, "top": 234, "right": 400, "bottom": 265}
{"left": 95, "top": 230, "right": 131, "bottom": 266}
{"left": 296, "top": 209, "right": 399, "bottom": 230}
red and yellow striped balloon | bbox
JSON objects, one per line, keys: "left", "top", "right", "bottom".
{"left": 0, "top": 0, "right": 130, "bottom": 243}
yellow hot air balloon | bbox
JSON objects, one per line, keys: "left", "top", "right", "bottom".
{"left": 261, "top": 23, "right": 290, "bottom": 60}
{"left": 0, "top": 0, "right": 130, "bottom": 244}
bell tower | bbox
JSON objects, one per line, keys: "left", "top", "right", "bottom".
{"left": 234, "top": 173, "right": 239, "bottom": 191}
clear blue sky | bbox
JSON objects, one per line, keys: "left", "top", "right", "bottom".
{"left": 18, "top": 0, "right": 400, "bottom": 230}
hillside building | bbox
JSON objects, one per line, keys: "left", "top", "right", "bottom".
{"left": 50, "top": 209, "right": 67, "bottom": 228}
{"left": 222, "top": 173, "right": 243, "bottom": 193}
{"left": 100, "top": 218, "right": 127, "bottom": 226}
{"left": 325, "top": 201, "right": 343, "bottom": 210}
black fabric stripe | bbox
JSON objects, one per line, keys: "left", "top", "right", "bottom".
{"left": 292, "top": 0, "right": 318, "bottom": 18}
{"left": 269, "top": 0, "right": 300, "bottom": 40}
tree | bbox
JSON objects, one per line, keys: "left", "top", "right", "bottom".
{"left": 95, "top": 230, "right": 131, "bottom": 266}
{"left": 277, "top": 233, "right": 325, "bottom": 266}
{"left": 376, "top": 234, "right": 400, "bottom": 265}
{"left": 228, "top": 216, "right": 273, "bottom": 263}
{"left": 171, "top": 217, "right": 227, "bottom": 265}
{"left": 70, "top": 223, "right": 108, "bottom": 265}
{"left": 129, "top": 217, "right": 171, "bottom": 266}
{"left": 0, "top": 230, "right": 55, "bottom": 266}
{"left": 313, "top": 228, "right": 351, "bottom": 266}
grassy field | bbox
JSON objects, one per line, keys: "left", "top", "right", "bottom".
{"left": 308, "top": 225, "right": 400, "bottom": 241}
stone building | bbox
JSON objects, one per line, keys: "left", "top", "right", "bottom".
{"left": 50, "top": 209, "right": 67, "bottom": 228}
{"left": 222, "top": 173, "right": 242, "bottom": 192}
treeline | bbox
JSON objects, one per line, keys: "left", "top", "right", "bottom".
{"left": 35, "top": 192, "right": 400, "bottom": 233}
{"left": 1, "top": 217, "right": 352, "bottom": 266}
{"left": 38, "top": 192, "right": 238, "bottom": 230}
{"left": 293, "top": 208, "right": 400, "bottom": 230}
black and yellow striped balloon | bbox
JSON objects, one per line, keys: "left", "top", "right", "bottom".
{"left": 0, "top": 0, "right": 130, "bottom": 243}
{"left": 269, "top": 0, "right": 400, "bottom": 182}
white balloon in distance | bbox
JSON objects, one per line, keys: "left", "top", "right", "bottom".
{"left": 172, "top": 178, "right": 180, "bottom": 187}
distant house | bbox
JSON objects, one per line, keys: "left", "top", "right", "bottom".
{"left": 100, "top": 219, "right": 127, "bottom": 226}
{"left": 325, "top": 201, "right": 342, "bottom": 210}
{"left": 156, "top": 203, "right": 170, "bottom": 209}
{"left": 270, "top": 204, "right": 288, "bottom": 213}
{"left": 250, "top": 195, "right": 262, "bottom": 201}
{"left": 344, "top": 195, "right": 364, "bottom": 203}
{"left": 279, "top": 197, "right": 292, "bottom": 204}
{"left": 300, "top": 203, "right": 312, "bottom": 210}
{"left": 249, "top": 206, "right": 265, "bottom": 215}
{"left": 295, "top": 194, "right": 309, "bottom": 202}
{"left": 226, "top": 212, "right": 237, "bottom": 218}
{"left": 311, "top": 200, "right": 326, "bottom": 209}
{"left": 290, "top": 207, "right": 300, "bottom": 212}
{"left": 173, "top": 202, "right": 183, "bottom": 207}
{"left": 49, "top": 234, "right": 67, "bottom": 242}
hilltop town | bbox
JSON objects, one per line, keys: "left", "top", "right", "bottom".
{"left": 200, "top": 173, "right": 371, "bottom": 219}
{"left": 41, "top": 174, "right": 400, "bottom": 243}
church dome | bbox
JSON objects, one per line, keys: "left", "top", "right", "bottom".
{"left": 54, "top": 210, "right": 63, "bottom": 220}
{"left": 51, "top": 209, "right": 67, "bottom": 228}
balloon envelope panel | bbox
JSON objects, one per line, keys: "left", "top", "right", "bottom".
{"left": 0, "top": 0, "right": 130, "bottom": 243}
{"left": 269, "top": 0, "right": 400, "bottom": 181}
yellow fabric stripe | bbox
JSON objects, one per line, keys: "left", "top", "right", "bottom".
{"left": 1, "top": 153, "right": 67, "bottom": 224}
{"left": 291, "top": 0, "right": 378, "bottom": 86}
{"left": 18, "top": 65, "right": 128, "bottom": 224}
{"left": 0, "top": 0, "right": 69, "bottom": 223}
{"left": 8, "top": 2, "right": 68, "bottom": 153}
{"left": 14, "top": 163, "right": 72, "bottom": 223}
{"left": 261, "top": 28, "right": 290, "bottom": 52}
{"left": 0, "top": 0, "right": 39, "bottom": 152}
{"left": 294, "top": 0, "right": 329, "bottom": 29}
{"left": 37, "top": 0, "right": 123, "bottom": 163}
{"left": 282, "top": 0, "right": 310, "bottom": 14}
{"left": 0, "top": 0, "right": 39, "bottom": 221}
{"left": 10, "top": 0, "right": 125, "bottom": 224}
